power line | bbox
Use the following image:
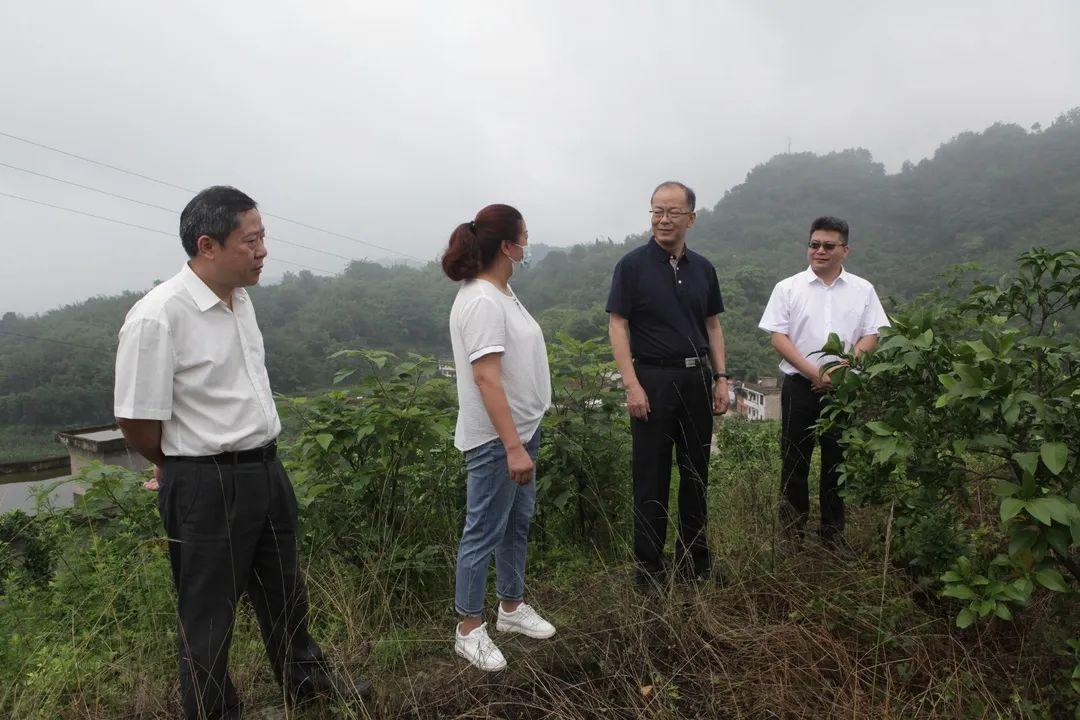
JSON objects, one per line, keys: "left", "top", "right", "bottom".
{"left": 259, "top": 212, "right": 425, "bottom": 263}
{"left": 0, "top": 191, "right": 337, "bottom": 275}
{"left": 0, "top": 161, "right": 372, "bottom": 265}
{"left": 0, "top": 130, "right": 192, "bottom": 192}
{"left": 0, "top": 161, "right": 176, "bottom": 212}
{"left": 0, "top": 130, "right": 429, "bottom": 262}
{"left": 0, "top": 190, "right": 176, "bottom": 237}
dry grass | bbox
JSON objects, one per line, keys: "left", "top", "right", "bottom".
{"left": 2, "top": 522, "right": 1068, "bottom": 719}
{"left": 206, "top": 536, "right": 1058, "bottom": 720}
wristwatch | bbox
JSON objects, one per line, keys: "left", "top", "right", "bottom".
{"left": 713, "top": 372, "right": 731, "bottom": 381}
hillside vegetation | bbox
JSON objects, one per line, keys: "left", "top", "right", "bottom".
{"left": 1, "top": 109, "right": 1079, "bottom": 455}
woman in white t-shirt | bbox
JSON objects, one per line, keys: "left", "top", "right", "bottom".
{"left": 442, "top": 204, "right": 555, "bottom": 672}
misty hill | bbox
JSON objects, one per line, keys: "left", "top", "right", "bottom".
{"left": 2, "top": 109, "right": 1079, "bottom": 437}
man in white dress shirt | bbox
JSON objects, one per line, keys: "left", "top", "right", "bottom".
{"left": 114, "top": 186, "right": 368, "bottom": 719}
{"left": 758, "top": 216, "right": 889, "bottom": 551}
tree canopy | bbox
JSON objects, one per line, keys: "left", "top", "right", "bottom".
{"left": 2, "top": 110, "right": 1078, "bottom": 432}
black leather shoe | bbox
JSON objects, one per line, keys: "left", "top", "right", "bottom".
{"left": 821, "top": 533, "right": 857, "bottom": 560}
{"left": 290, "top": 671, "right": 373, "bottom": 706}
{"left": 633, "top": 569, "right": 667, "bottom": 597}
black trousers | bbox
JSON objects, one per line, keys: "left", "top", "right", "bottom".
{"left": 630, "top": 364, "right": 713, "bottom": 581}
{"left": 779, "top": 374, "right": 844, "bottom": 538}
{"left": 158, "top": 457, "right": 329, "bottom": 720}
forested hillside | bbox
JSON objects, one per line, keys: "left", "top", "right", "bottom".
{"left": 2, "top": 109, "right": 1078, "bottom": 441}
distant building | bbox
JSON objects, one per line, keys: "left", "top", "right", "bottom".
{"left": 734, "top": 377, "right": 781, "bottom": 421}
{"left": 55, "top": 424, "right": 150, "bottom": 475}
{"left": 437, "top": 361, "right": 457, "bottom": 379}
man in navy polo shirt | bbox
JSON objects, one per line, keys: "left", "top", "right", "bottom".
{"left": 606, "top": 181, "right": 730, "bottom": 590}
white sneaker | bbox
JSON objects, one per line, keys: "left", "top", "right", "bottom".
{"left": 455, "top": 622, "right": 507, "bottom": 671}
{"left": 496, "top": 603, "right": 556, "bottom": 639}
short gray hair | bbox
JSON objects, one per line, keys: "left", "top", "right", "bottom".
{"left": 651, "top": 181, "right": 696, "bottom": 211}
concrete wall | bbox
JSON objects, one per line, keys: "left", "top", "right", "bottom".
{"left": 68, "top": 448, "right": 149, "bottom": 475}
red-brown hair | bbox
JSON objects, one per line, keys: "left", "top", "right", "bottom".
{"left": 441, "top": 204, "right": 523, "bottom": 281}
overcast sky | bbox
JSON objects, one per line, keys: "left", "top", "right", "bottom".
{"left": 1, "top": 0, "right": 1078, "bottom": 316}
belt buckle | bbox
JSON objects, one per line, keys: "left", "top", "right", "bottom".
{"left": 684, "top": 357, "right": 698, "bottom": 368}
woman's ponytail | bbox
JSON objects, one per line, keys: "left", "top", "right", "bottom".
{"left": 440, "top": 204, "right": 524, "bottom": 281}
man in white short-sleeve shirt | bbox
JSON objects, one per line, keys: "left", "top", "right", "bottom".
{"left": 114, "top": 186, "right": 368, "bottom": 719}
{"left": 758, "top": 216, "right": 889, "bottom": 552}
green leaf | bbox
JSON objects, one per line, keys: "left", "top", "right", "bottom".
{"left": 1025, "top": 498, "right": 1053, "bottom": 526}
{"left": 819, "top": 332, "right": 845, "bottom": 356}
{"left": 871, "top": 437, "right": 899, "bottom": 465}
{"left": 912, "top": 328, "right": 935, "bottom": 349}
{"left": 866, "top": 421, "right": 894, "bottom": 436}
{"left": 1011, "top": 452, "right": 1039, "bottom": 477}
{"left": 999, "top": 497, "right": 1026, "bottom": 523}
{"left": 1040, "top": 442, "right": 1068, "bottom": 476}
{"left": 993, "top": 603, "right": 1013, "bottom": 621}
{"left": 315, "top": 433, "right": 333, "bottom": 451}
{"left": 552, "top": 489, "right": 573, "bottom": 510}
{"left": 865, "top": 362, "right": 893, "bottom": 377}
{"left": 1039, "top": 496, "right": 1079, "bottom": 525}
{"left": 963, "top": 340, "right": 994, "bottom": 361}
{"left": 1009, "top": 529, "right": 1038, "bottom": 557}
{"left": 332, "top": 368, "right": 356, "bottom": 385}
{"left": 973, "top": 433, "right": 1010, "bottom": 449}
{"left": 1034, "top": 568, "right": 1068, "bottom": 592}
{"left": 956, "top": 608, "right": 976, "bottom": 629}
{"left": 940, "top": 571, "right": 963, "bottom": 583}
{"left": 942, "top": 584, "right": 975, "bottom": 600}
{"left": 1046, "top": 526, "right": 1072, "bottom": 556}
{"left": 992, "top": 481, "right": 1021, "bottom": 498}
{"left": 1001, "top": 397, "right": 1020, "bottom": 426}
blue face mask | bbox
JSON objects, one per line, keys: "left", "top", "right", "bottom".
{"left": 508, "top": 243, "right": 533, "bottom": 270}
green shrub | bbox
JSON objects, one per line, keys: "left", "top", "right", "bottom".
{"left": 538, "top": 333, "right": 630, "bottom": 549}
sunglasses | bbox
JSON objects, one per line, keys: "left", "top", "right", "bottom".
{"left": 808, "top": 241, "right": 847, "bottom": 251}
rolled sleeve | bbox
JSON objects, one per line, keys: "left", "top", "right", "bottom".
{"left": 460, "top": 296, "right": 506, "bottom": 364}
{"left": 113, "top": 317, "right": 174, "bottom": 420}
{"left": 758, "top": 283, "right": 789, "bottom": 334}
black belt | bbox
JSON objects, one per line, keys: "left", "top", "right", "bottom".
{"left": 169, "top": 440, "right": 277, "bottom": 465}
{"left": 634, "top": 355, "right": 709, "bottom": 369}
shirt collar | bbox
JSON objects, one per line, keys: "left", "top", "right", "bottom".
{"left": 180, "top": 263, "right": 234, "bottom": 312}
{"left": 647, "top": 236, "right": 691, "bottom": 263}
{"left": 804, "top": 266, "right": 847, "bottom": 286}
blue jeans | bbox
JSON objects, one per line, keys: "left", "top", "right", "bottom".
{"left": 454, "top": 428, "right": 540, "bottom": 617}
